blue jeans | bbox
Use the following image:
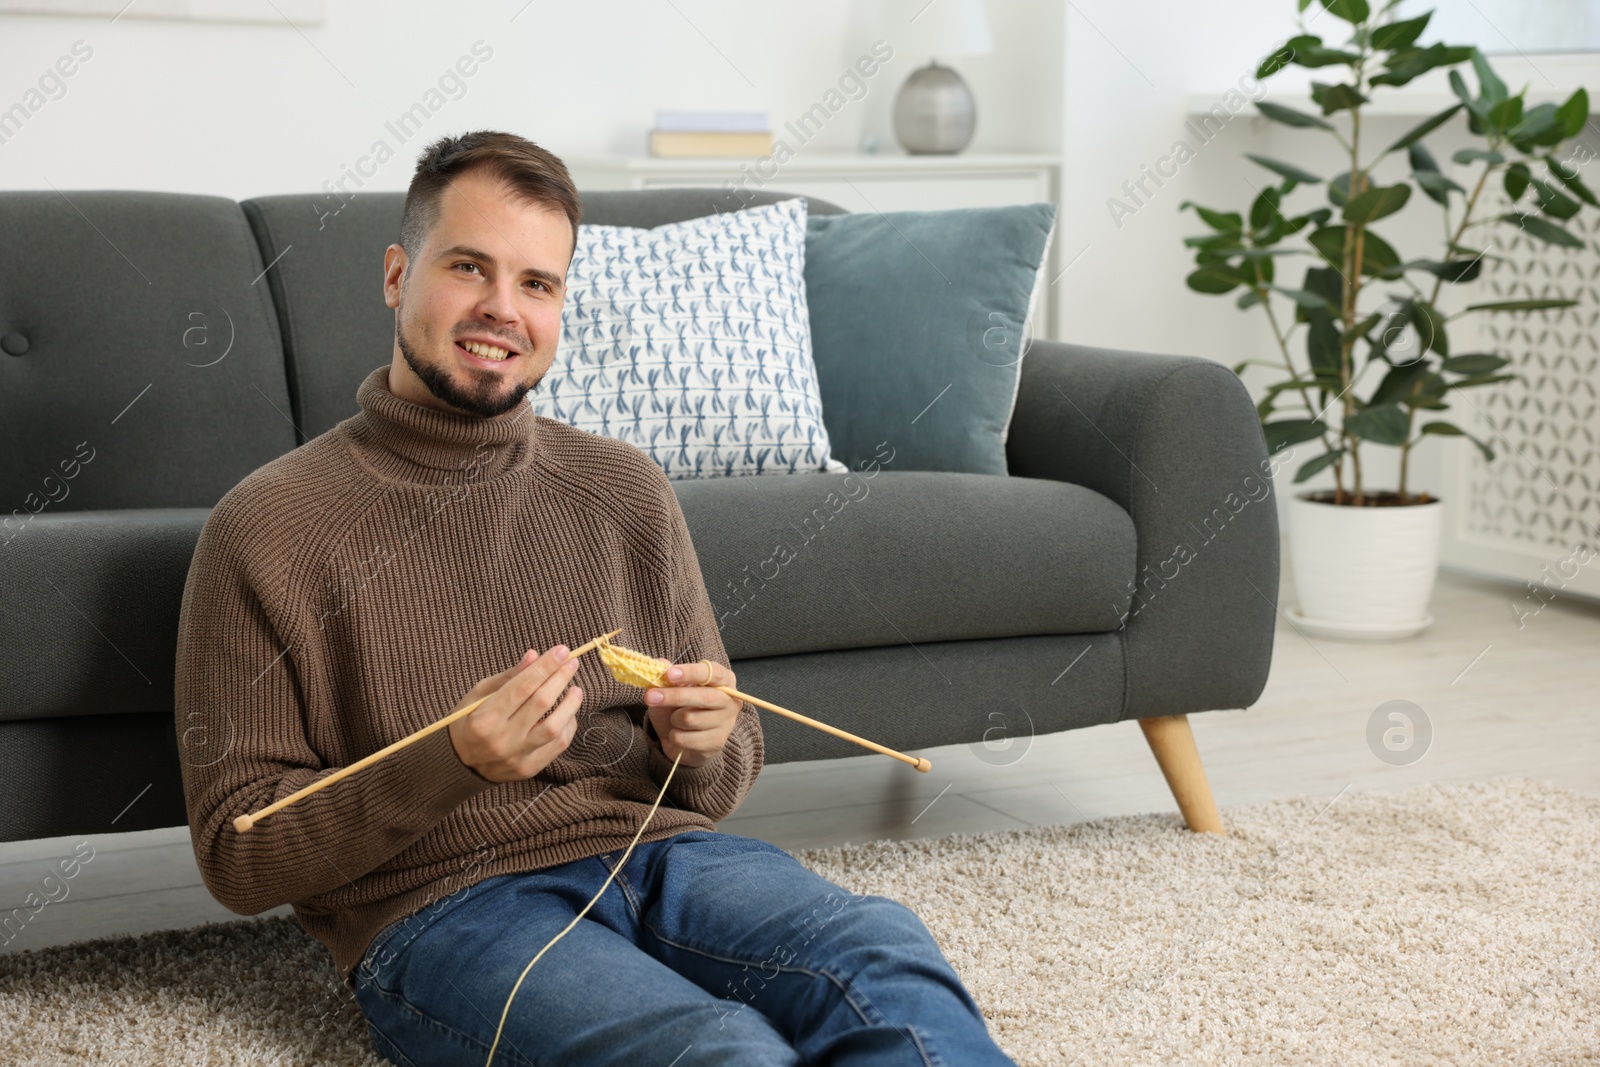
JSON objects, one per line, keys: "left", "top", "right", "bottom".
{"left": 351, "top": 829, "right": 1016, "bottom": 1066}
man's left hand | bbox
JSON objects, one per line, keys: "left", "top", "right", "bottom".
{"left": 644, "top": 659, "right": 740, "bottom": 768}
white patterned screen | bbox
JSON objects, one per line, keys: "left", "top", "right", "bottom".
{"left": 1441, "top": 150, "right": 1600, "bottom": 599}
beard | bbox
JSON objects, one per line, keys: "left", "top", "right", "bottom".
{"left": 394, "top": 299, "right": 546, "bottom": 419}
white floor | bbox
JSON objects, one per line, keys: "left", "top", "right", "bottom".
{"left": 4, "top": 536, "right": 1597, "bottom": 955}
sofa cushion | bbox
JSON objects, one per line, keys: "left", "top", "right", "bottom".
{"left": 238, "top": 188, "right": 848, "bottom": 444}
{"left": 0, "top": 191, "right": 296, "bottom": 511}
{"left": 804, "top": 202, "right": 1057, "bottom": 476}
{"left": 1, "top": 508, "right": 206, "bottom": 723}
{"left": 530, "top": 197, "right": 846, "bottom": 479}
{"left": 671, "top": 468, "right": 1135, "bottom": 660}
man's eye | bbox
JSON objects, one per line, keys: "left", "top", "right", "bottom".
{"left": 528, "top": 280, "right": 546, "bottom": 292}
{"left": 455, "top": 262, "right": 480, "bottom": 274}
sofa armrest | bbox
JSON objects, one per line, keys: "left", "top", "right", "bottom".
{"left": 1006, "top": 339, "right": 1280, "bottom": 718}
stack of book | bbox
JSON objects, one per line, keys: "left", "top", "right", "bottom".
{"left": 648, "top": 110, "right": 773, "bottom": 157}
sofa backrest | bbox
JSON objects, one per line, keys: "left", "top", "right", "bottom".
{"left": 240, "top": 186, "right": 846, "bottom": 450}
{"left": 0, "top": 186, "right": 845, "bottom": 518}
{"left": 0, "top": 191, "right": 298, "bottom": 515}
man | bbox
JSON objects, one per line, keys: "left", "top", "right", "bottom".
{"left": 176, "top": 129, "right": 1016, "bottom": 1066}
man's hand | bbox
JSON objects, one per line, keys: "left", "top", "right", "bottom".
{"left": 447, "top": 645, "right": 583, "bottom": 783}
{"left": 644, "top": 659, "right": 740, "bottom": 768}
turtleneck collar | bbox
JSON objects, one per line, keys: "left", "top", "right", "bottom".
{"left": 344, "top": 365, "right": 542, "bottom": 487}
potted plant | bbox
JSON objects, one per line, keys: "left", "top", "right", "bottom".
{"left": 1180, "top": 0, "right": 1596, "bottom": 639}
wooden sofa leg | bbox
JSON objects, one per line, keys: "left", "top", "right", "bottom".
{"left": 1137, "top": 714, "right": 1224, "bottom": 833}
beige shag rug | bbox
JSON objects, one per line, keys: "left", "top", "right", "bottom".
{"left": 2, "top": 776, "right": 1596, "bottom": 1066}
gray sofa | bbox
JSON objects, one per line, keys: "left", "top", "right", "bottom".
{"left": 0, "top": 186, "right": 1279, "bottom": 844}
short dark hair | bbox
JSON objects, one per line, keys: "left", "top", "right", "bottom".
{"left": 398, "top": 130, "right": 583, "bottom": 271}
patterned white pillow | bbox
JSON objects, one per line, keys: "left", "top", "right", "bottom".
{"left": 529, "top": 197, "right": 847, "bottom": 479}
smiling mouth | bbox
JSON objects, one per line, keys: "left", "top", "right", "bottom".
{"left": 456, "top": 339, "right": 519, "bottom": 365}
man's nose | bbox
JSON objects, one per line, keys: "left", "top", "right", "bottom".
{"left": 476, "top": 277, "right": 521, "bottom": 323}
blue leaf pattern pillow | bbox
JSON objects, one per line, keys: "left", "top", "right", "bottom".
{"left": 529, "top": 197, "right": 846, "bottom": 479}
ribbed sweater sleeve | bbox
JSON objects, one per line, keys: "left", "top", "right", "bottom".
{"left": 642, "top": 475, "right": 765, "bottom": 821}
{"left": 175, "top": 494, "right": 497, "bottom": 917}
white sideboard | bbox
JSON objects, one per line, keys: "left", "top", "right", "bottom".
{"left": 566, "top": 153, "right": 1063, "bottom": 340}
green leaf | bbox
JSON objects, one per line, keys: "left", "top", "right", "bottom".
{"left": 1487, "top": 95, "right": 1524, "bottom": 136}
{"left": 1414, "top": 170, "right": 1465, "bottom": 205}
{"left": 1410, "top": 371, "right": 1450, "bottom": 408}
{"left": 1449, "top": 70, "right": 1491, "bottom": 133}
{"left": 1441, "top": 354, "right": 1509, "bottom": 375}
{"left": 1453, "top": 373, "right": 1519, "bottom": 388}
{"left": 1421, "top": 420, "right": 1494, "bottom": 461}
{"left": 1257, "top": 100, "right": 1336, "bottom": 130}
{"left": 1545, "top": 154, "right": 1599, "bottom": 207}
{"left": 1370, "top": 12, "right": 1430, "bottom": 50}
{"left": 1187, "top": 268, "right": 1245, "bottom": 294}
{"left": 1237, "top": 289, "right": 1264, "bottom": 310}
{"left": 1272, "top": 285, "right": 1339, "bottom": 313}
{"left": 1504, "top": 162, "right": 1531, "bottom": 201}
{"left": 1407, "top": 258, "right": 1483, "bottom": 283}
{"left": 1284, "top": 207, "right": 1334, "bottom": 235}
{"left": 1411, "top": 300, "right": 1449, "bottom": 357}
{"left": 1307, "top": 316, "right": 1341, "bottom": 377}
{"left": 1309, "top": 225, "right": 1403, "bottom": 277}
{"left": 1245, "top": 153, "right": 1323, "bottom": 184}
{"left": 1293, "top": 449, "right": 1346, "bottom": 483}
{"left": 1557, "top": 87, "right": 1589, "bottom": 138}
{"left": 1464, "top": 298, "right": 1578, "bottom": 312}
{"left": 1384, "top": 104, "right": 1464, "bottom": 155}
{"left": 1372, "top": 43, "right": 1475, "bottom": 88}
{"left": 1530, "top": 178, "right": 1581, "bottom": 220}
{"left": 1250, "top": 186, "right": 1283, "bottom": 233}
{"left": 1409, "top": 142, "right": 1440, "bottom": 173}
{"left": 1501, "top": 213, "right": 1586, "bottom": 249}
{"left": 1508, "top": 103, "right": 1566, "bottom": 151}
{"left": 1318, "top": 0, "right": 1370, "bottom": 23}
{"left": 1343, "top": 183, "right": 1412, "bottom": 224}
{"left": 1470, "top": 48, "right": 1508, "bottom": 105}
{"left": 1257, "top": 40, "right": 1301, "bottom": 79}
{"left": 1293, "top": 45, "right": 1366, "bottom": 68}
{"left": 1184, "top": 232, "right": 1243, "bottom": 251}
{"left": 1264, "top": 419, "right": 1329, "bottom": 453}
{"left": 1454, "top": 148, "right": 1506, "bottom": 165}
{"left": 1370, "top": 359, "right": 1431, "bottom": 406}
{"left": 1345, "top": 404, "right": 1411, "bottom": 444}
{"left": 1327, "top": 171, "right": 1354, "bottom": 207}
{"left": 1303, "top": 265, "right": 1344, "bottom": 307}
{"left": 1313, "top": 81, "right": 1369, "bottom": 114}
{"left": 1181, "top": 201, "right": 1244, "bottom": 232}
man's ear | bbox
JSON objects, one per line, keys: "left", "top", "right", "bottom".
{"left": 383, "top": 243, "right": 408, "bottom": 310}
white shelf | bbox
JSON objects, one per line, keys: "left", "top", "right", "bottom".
{"left": 564, "top": 152, "right": 1061, "bottom": 172}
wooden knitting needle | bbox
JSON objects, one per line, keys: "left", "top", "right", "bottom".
{"left": 232, "top": 629, "right": 624, "bottom": 833}
{"left": 712, "top": 684, "right": 931, "bottom": 773}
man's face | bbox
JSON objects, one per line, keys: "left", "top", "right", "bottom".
{"left": 382, "top": 167, "right": 571, "bottom": 419}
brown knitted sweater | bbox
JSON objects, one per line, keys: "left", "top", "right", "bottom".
{"left": 175, "top": 365, "right": 764, "bottom": 986}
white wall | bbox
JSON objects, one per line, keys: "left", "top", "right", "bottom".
{"left": 4, "top": 0, "right": 1586, "bottom": 525}
{"left": 0, "top": 0, "right": 1060, "bottom": 198}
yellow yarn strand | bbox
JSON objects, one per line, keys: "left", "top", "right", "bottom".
{"left": 484, "top": 633, "right": 681, "bottom": 1067}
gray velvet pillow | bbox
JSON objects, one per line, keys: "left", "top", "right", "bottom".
{"left": 803, "top": 201, "right": 1057, "bottom": 475}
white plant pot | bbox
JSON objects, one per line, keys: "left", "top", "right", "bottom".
{"left": 1287, "top": 491, "right": 1444, "bottom": 640}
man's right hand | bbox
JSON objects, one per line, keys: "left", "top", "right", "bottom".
{"left": 447, "top": 645, "right": 583, "bottom": 783}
